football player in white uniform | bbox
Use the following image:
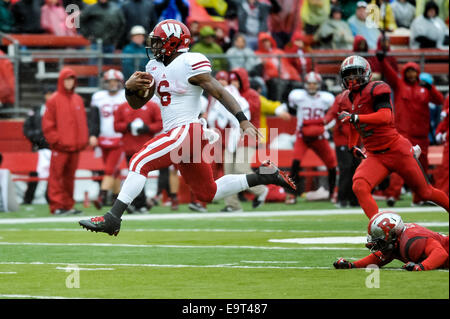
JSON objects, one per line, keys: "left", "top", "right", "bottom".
{"left": 80, "top": 19, "right": 295, "bottom": 236}
{"left": 88, "top": 69, "right": 127, "bottom": 209}
{"left": 281, "top": 72, "right": 337, "bottom": 204}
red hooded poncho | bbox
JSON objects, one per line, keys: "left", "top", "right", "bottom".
{"left": 42, "top": 67, "right": 89, "bottom": 152}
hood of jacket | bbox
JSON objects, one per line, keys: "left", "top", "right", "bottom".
{"left": 401, "top": 61, "right": 420, "bottom": 81}
{"left": 257, "top": 32, "right": 278, "bottom": 53}
{"left": 57, "top": 67, "right": 77, "bottom": 94}
{"left": 230, "top": 67, "right": 251, "bottom": 93}
{"left": 353, "top": 35, "right": 368, "bottom": 52}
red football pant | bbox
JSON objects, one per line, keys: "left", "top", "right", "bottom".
{"left": 292, "top": 136, "right": 337, "bottom": 169}
{"left": 434, "top": 141, "right": 449, "bottom": 196}
{"left": 47, "top": 150, "right": 79, "bottom": 213}
{"left": 101, "top": 146, "right": 125, "bottom": 177}
{"left": 129, "top": 123, "right": 217, "bottom": 202}
{"left": 352, "top": 136, "right": 449, "bottom": 219}
{"left": 383, "top": 136, "right": 429, "bottom": 203}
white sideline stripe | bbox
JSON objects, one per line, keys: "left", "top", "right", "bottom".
{"left": 240, "top": 261, "right": 300, "bottom": 264}
{"left": 1, "top": 261, "right": 447, "bottom": 272}
{"left": 0, "top": 242, "right": 366, "bottom": 250}
{"left": 0, "top": 261, "right": 330, "bottom": 270}
{"left": 0, "top": 294, "right": 87, "bottom": 299}
{"left": 55, "top": 266, "right": 114, "bottom": 271}
{"left": 0, "top": 207, "right": 445, "bottom": 224}
{"left": 0, "top": 272, "right": 17, "bottom": 274}
{"left": 0, "top": 228, "right": 365, "bottom": 234}
{"left": 269, "top": 237, "right": 368, "bottom": 244}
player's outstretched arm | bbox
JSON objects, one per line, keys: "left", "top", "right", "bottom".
{"left": 125, "top": 71, "right": 154, "bottom": 109}
{"left": 189, "top": 73, "right": 263, "bottom": 140}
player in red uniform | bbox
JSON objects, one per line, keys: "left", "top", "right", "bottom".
{"left": 434, "top": 94, "right": 449, "bottom": 196}
{"left": 336, "top": 55, "right": 449, "bottom": 219}
{"left": 333, "top": 211, "right": 449, "bottom": 271}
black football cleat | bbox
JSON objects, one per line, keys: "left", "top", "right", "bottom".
{"left": 257, "top": 160, "right": 297, "bottom": 192}
{"left": 79, "top": 212, "right": 121, "bottom": 236}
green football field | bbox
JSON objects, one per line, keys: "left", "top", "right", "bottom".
{"left": 0, "top": 196, "right": 448, "bottom": 299}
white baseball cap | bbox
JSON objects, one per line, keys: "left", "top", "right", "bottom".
{"left": 356, "top": 1, "right": 367, "bottom": 8}
{"left": 130, "top": 25, "right": 146, "bottom": 36}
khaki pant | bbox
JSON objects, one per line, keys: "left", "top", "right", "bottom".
{"left": 223, "top": 146, "right": 267, "bottom": 209}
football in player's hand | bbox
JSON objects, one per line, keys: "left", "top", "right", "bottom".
{"left": 137, "top": 73, "right": 155, "bottom": 99}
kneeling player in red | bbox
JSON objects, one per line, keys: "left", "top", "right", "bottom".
{"left": 337, "top": 55, "right": 449, "bottom": 219}
{"left": 334, "top": 211, "right": 449, "bottom": 271}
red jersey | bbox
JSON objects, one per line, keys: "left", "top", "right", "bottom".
{"left": 325, "top": 91, "right": 352, "bottom": 147}
{"left": 344, "top": 81, "right": 400, "bottom": 152}
{"left": 354, "top": 223, "right": 449, "bottom": 270}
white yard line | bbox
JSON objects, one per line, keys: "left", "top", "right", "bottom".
{"left": 0, "top": 242, "right": 366, "bottom": 250}
{"left": 269, "top": 237, "right": 368, "bottom": 244}
{"left": 0, "top": 207, "right": 445, "bottom": 224}
{"left": 0, "top": 294, "right": 88, "bottom": 299}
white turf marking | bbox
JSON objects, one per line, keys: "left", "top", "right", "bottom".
{"left": 417, "top": 222, "right": 449, "bottom": 227}
{"left": 0, "top": 207, "right": 445, "bottom": 224}
{"left": 269, "top": 237, "right": 368, "bottom": 245}
{"left": 55, "top": 266, "right": 114, "bottom": 271}
{"left": 0, "top": 228, "right": 365, "bottom": 234}
{"left": 1, "top": 261, "right": 447, "bottom": 272}
{"left": 240, "top": 261, "right": 300, "bottom": 264}
{"left": 0, "top": 272, "right": 17, "bottom": 274}
{"left": 0, "top": 294, "right": 86, "bottom": 299}
{"left": 0, "top": 242, "right": 366, "bottom": 250}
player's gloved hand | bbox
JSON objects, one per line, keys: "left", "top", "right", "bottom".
{"left": 435, "top": 132, "right": 447, "bottom": 144}
{"left": 375, "top": 50, "right": 385, "bottom": 61}
{"left": 350, "top": 146, "right": 367, "bottom": 159}
{"left": 338, "top": 111, "right": 359, "bottom": 124}
{"left": 333, "top": 258, "right": 355, "bottom": 269}
{"left": 137, "top": 124, "right": 150, "bottom": 135}
{"left": 403, "top": 262, "right": 425, "bottom": 271}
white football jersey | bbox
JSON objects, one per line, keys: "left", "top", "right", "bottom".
{"left": 288, "top": 89, "right": 335, "bottom": 129}
{"left": 91, "top": 89, "right": 126, "bottom": 138}
{"left": 146, "top": 52, "right": 212, "bottom": 132}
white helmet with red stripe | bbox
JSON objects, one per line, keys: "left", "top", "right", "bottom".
{"left": 103, "top": 69, "right": 124, "bottom": 93}
{"left": 340, "top": 55, "right": 372, "bottom": 91}
{"left": 305, "top": 71, "right": 322, "bottom": 95}
{"left": 366, "top": 211, "right": 405, "bottom": 253}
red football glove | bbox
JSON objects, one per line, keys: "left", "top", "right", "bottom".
{"left": 338, "top": 111, "right": 359, "bottom": 124}
{"left": 403, "top": 262, "right": 425, "bottom": 271}
{"left": 350, "top": 146, "right": 367, "bottom": 159}
{"left": 333, "top": 258, "right": 355, "bottom": 269}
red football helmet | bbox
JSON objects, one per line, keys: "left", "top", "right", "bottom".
{"left": 146, "top": 19, "right": 191, "bottom": 61}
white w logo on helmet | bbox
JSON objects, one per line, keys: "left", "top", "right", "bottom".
{"left": 161, "top": 23, "right": 182, "bottom": 38}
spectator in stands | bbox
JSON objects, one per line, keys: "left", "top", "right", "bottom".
{"left": 226, "top": 33, "right": 262, "bottom": 77}
{"left": 314, "top": 5, "right": 354, "bottom": 50}
{"left": 120, "top": 0, "right": 159, "bottom": 48}
{"left": 11, "top": 0, "right": 43, "bottom": 34}
{"left": 377, "top": 53, "right": 445, "bottom": 206}
{"left": 122, "top": 25, "right": 148, "bottom": 80}
{"left": 114, "top": 98, "right": 163, "bottom": 212}
{"left": 391, "top": 0, "right": 416, "bottom": 29}
{"left": 370, "top": 0, "right": 397, "bottom": 32}
{"left": 214, "top": 26, "right": 231, "bottom": 52}
{"left": 22, "top": 85, "right": 54, "bottom": 204}
{"left": 415, "top": 0, "right": 449, "bottom": 23}
{"left": 191, "top": 25, "right": 227, "bottom": 72}
{"left": 188, "top": 20, "right": 200, "bottom": 44}
{"left": 301, "top": 0, "right": 331, "bottom": 35}
{"left": 348, "top": 1, "right": 381, "bottom": 49}
{"left": 41, "top": 0, "right": 77, "bottom": 36}
{"left": 269, "top": 0, "right": 303, "bottom": 48}
{"left": 338, "top": 0, "right": 360, "bottom": 20}
{"left": 79, "top": 0, "right": 126, "bottom": 53}
{"left": 153, "top": 0, "right": 190, "bottom": 24}
{"left": 367, "top": 35, "right": 398, "bottom": 81}
{"left": 0, "top": 0, "right": 14, "bottom": 33}
{"left": 235, "top": 0, "right": 281, "bottom": 50}
{"left": 42, "top": 67, "right": 89, "bottom": 215}
{"left": 255, "top": 32, "right": 302, "bottom": 103}
{"left": 434, "top": 94, "right": 449, "bottom": 196}
{"left": 410, "top": 0, "right": 449, "bottom": 49}
{"left": 0, "top": 49, "right": 14, "bottom": 111}
{"left": 284, "top": 31, "right": 312, "bottom": 82}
